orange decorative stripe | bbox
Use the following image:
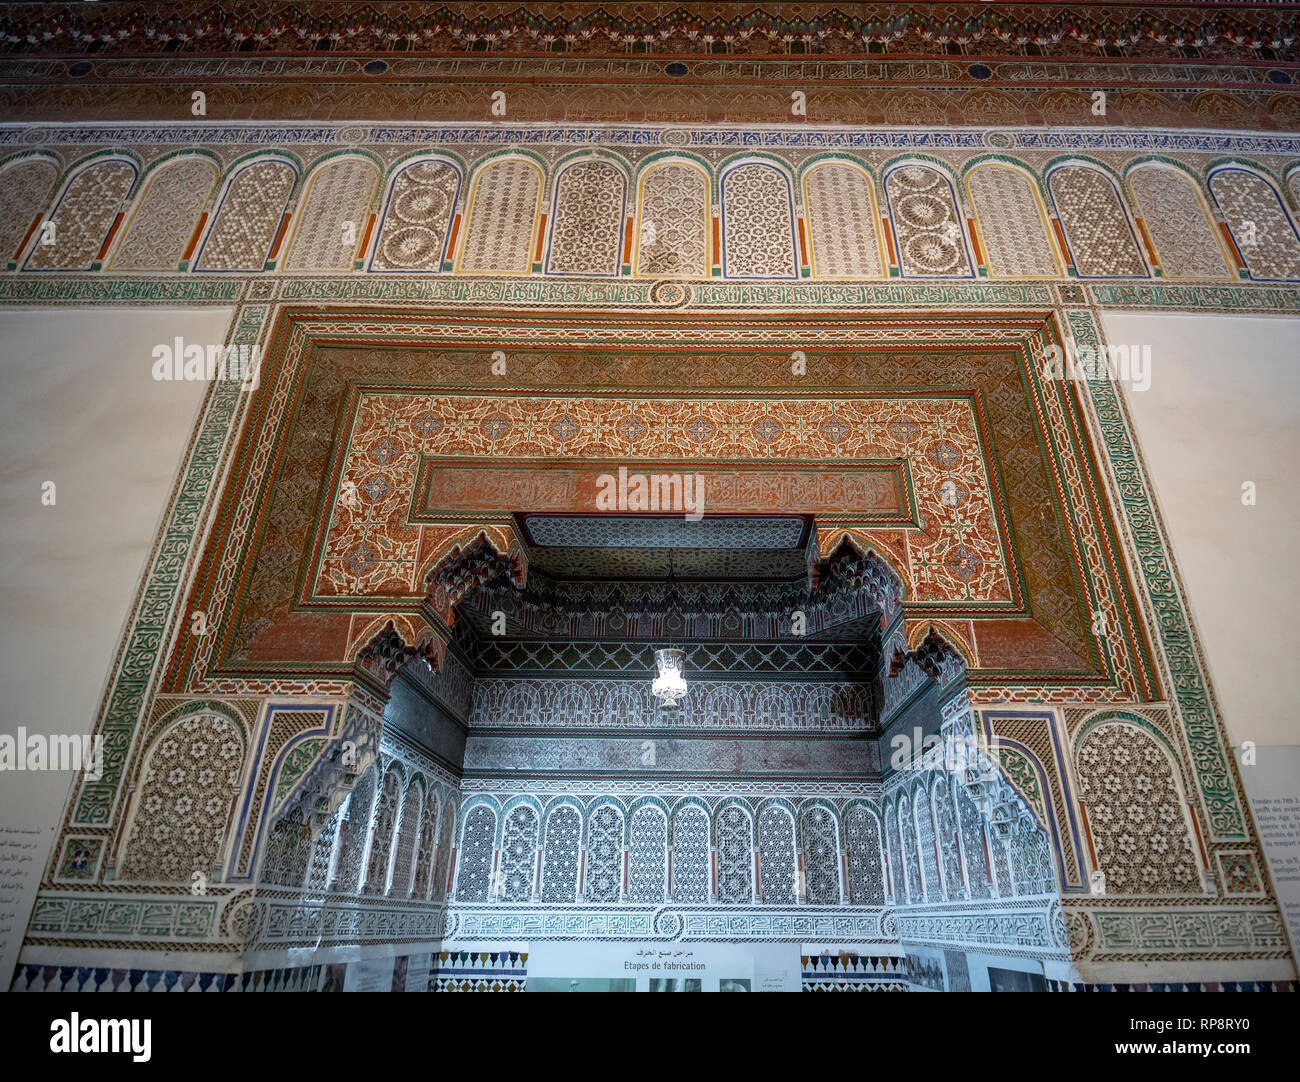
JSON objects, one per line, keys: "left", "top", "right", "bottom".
{"left": 1050, "top": 218, "right": 1071, "bottom": 267}
{"left": 181, "top": 212, "right": 208, "bottom": 261}
{"left": 622, "top": 215, "right": 634, "bottom": 264}
{"left": 1188, "top": 803, "right": 1210, "bottom": 867}
{"left": 1219, "top": 222, "right": 1245, "bottom": 269}
{"left": 712, "top": 216, "right": 720, "bottom": 266}
{"left": 96, "top": 212, "right": 124, "bottom": 260}
{"left": 1134, "top": 217, "right": 1159, "bottom": 266}
{"left": 966, "top": 217, "right": 983, "bottom": 267}
{"left": 1079, "top": 802, "right": 1098, "bottom": 868}
{"left": 268, "top": 212, "right": 291, "bottom": 259}
{"left": 445, "top": 213, "right": 462, "bottom": 261}
{"left": 14, "top": 213, "right": 44, "bottom": 262}
{"left": 533, "top": 213, "right": 547, "bottom": 263}
{"left": 357, "top": 212, "right": 376, "bottom": 261}
{"left": 796, "top": 216, "right": 808, "bottom": 266}
{"left": 882, "top": 217, "right": 896, "bottom": 265}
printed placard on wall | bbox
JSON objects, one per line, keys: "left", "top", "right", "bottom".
{"left": 343, "top": 955, "right": 398, "bottom": 993}
{"left": 1239, "top": 745, "right": 1300, "bottom": 957}
{"left": 525, "top": 941, "right": 799, "bottom": 992}
{"left": 405, "top": 952, "right": 432, "bottom": 992}
{"left": 0, "top": 824, "right": 54, "bottom": 990}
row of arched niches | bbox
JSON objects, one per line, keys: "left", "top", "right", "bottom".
{"left": 4, "top": 146, "right": 1300, "bottom": 281}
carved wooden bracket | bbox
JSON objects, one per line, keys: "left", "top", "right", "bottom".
{"left": 424, "top": 531, "right": 526, "bottom": 626}
{"left": 811, "top": 536, "right": 903, "bottom": 621}
{"left": 889, "top": 627, "right": 957, "bottom": 679}
{"left": 353, "top": 618, "right": 440, "bottom": 695}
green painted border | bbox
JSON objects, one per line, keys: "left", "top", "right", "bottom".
{"left": 68, "top": 298, "right": 270, "bottom": 827}
{"left": 0, "top": 274, "right": 1268, "bottom": 851}
{"left": 1, "top": 274, "right": 1297, "bottom": 313}
{"left": 1067, "top": 308, "right": 1246, "bottom": 841}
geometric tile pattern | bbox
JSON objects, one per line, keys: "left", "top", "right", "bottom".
{"left": 116, "top": 712, "right": 244, "bottom": 883}
{"left": 448, "top": 793, "right": 894, "bottom": 913}
{"left": 454, "top": 805, "right": 496, "bottom": 902}
{"left": 0, "top": 157, "right": 58, "bottom": 265}
{"left": 110, "top": 156, "right": 217, "bottom": 271}
{"left": 885, "top": 164, "right": 972, "bottom": 277}
{"left": 758, "top": 806, "right": 796, "bottom": 904}
{"left": 802, "top": 952, "right": 906, "bottom": 991}
{"left": 628, "top": 805, "right": 668, "bottom": 903}
{"left": 845, "top": 806, "right": 886, "bottom": 905}
{"left": 1210, "top": 168, "right": 1300, "bottom": 281}
{"left": 1128, "top": 166, "right": 1229, "bottom": 279}
{"left": 671, "top": 804, "right": 710, "bottom": 904}
{"left": 283, "top": 157, "right": 379, "bottom": 272}
{"left": 24, "top": 159, "right": 135, "bottom": 271}
{"left": 1075, "top": 722, "right": 1201, "bottom": 894}
{"left": 546, "top": 159, "right": 625, "bottom": 276}
{"left": 499, "top": 804, "right": 539, "bottom": 902}
{"left": 634, "top": 162, "right": 708, "bottom": 278}
{"left": 716, "top": 803, "right": 754, "bottom": 904}
{"left": 194, "top": 159, "right": 295, "bottom": 271}
{"left": 722, "top": 163, "right": 796, "bottom": 278}
{"left": 540, "top": 804, "right": 581, "bottom": 903}
{"left": 966, "top": 164, "right": 1059, "bottom": 277}
{"left": 584, "top": 804, "right": 624, "bottom": 903}
{"left": 54, "top": 837, "right": 104, "bottom": 883}
{"left": 432, "top": 950, "right": 526, "bottom": 994}
{"left": 800, "top": 805, "right": 842, "bottom": 904}
{"left": 1049, "top": 166, "right": 1148, "bottom": 277}
{"left": 370, "top": 159, "right": 459, "bottom": 271}
{"left": 11, "top": 964, "right": 326, "bottom": 994}
{"left": 1217, "top": 851, "right": 1264, "bottom": 896}
{"left": 803, "top": 162, "right": 882, "bottom": 277}
{"left": 458, "top": 158, "right": 540, "bottom": 273}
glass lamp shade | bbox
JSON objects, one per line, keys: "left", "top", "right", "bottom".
{"left": 651, "top": 647, "right": 688, "bottom": 707}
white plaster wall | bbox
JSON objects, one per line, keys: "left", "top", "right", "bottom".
{"left": 0, "top": 306, "right": 231, "bottom": 979}
{"left": 1105, "top": 310, "right": 1300, "bottom": 749}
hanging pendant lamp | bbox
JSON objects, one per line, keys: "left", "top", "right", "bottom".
{"left": 651, "top": 553, "right": 688, "bottom": 708}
